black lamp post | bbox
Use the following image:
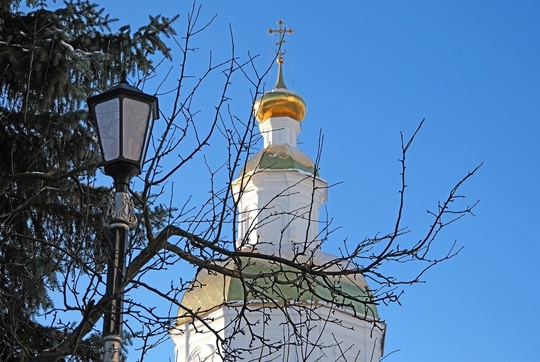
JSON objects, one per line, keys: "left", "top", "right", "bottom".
{"left": 88, "top": 73, "right": 158, "bottom": 362}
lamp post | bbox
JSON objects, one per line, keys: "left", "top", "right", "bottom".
{"left": 88, "top": 73, "right": 159, "bottom": 362}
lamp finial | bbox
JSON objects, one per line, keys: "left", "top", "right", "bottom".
{"left": 120, "top": 70, "right": 128, "bottom": 83}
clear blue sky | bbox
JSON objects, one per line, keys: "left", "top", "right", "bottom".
{"left": 95, "top": 1, "right": 540, "bottom": 361}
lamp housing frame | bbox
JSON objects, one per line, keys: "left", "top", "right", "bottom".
{"left": 88, "top": 78, "right": 159, "bottom": 187}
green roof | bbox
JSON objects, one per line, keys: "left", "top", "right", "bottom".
{"left": 177, "top": 255, "right": 378, "bottom": 325}
{"left": 238, "top": 144, "right": 317, "bottom": 177}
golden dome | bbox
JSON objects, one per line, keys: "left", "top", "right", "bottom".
{"left": 253, "top": 58, "right": 306, "bottom": 123}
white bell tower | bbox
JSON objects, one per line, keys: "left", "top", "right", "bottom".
{"left": 171, "top": 21, "right": 385, "bottom": 362}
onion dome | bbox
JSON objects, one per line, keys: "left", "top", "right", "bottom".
{"left": 253, "top": 57, "right": 306, "bottom": 123}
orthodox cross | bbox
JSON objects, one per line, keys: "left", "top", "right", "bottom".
{"left": 268, "top": 19, "right": 293, "bottom": 57}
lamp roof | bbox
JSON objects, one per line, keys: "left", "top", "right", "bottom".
{"left": 88, "top": 73, "right": 159, "bottom": 120}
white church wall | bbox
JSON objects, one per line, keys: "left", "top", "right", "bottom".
{"left": 171, "top": 309, "right": 225, "bottom": 362}
{"left": 259, "top": 116, "right": 301, "bottom": 147}
{"left": 173, "top": 303, "right": 384, "bottom": 362}
{"left": 233, "top": 171, "right": 327, "bottom": 252}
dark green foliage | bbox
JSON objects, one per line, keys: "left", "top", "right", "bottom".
{"left": 0, "top": 0, "right": 177, "bottom": 359}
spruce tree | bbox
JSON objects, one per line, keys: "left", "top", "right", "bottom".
{"left": 0, "top": 1, "right": 176, "bottom": 359}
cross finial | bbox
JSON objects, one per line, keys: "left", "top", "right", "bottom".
{"left": 268, "top": 19, "right": 293, "bottom": 58}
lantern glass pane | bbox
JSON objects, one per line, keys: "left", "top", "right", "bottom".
{"left": 122, "top": 98, "right": 151, "bottom": 162}
{"left": 95, "top": 98, "right": 120, "bottom": 161}
{"left": 142, "top": 105, "right": 156, "bottom": 163}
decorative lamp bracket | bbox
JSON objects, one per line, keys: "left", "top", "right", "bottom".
{"left": 104, "top": 191, "right": 137, "bottom": 230}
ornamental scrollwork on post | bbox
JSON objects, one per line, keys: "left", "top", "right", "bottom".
{"left": 103, "top": 191, "right": 138, "bottom": 230}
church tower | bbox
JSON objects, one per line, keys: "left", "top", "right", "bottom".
{"left": 170, "top": 23, "right": 385, "bottom": 361}
{"left": 232, "top": 55, "right": 326, "bottom": 256}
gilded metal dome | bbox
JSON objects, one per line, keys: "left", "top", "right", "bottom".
{"left": 253, "top": 58, "right": 306, "bottom": 123}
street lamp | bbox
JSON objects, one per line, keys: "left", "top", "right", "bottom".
{"left": 88, "top": 73, "right": 159, "bottom": 362}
